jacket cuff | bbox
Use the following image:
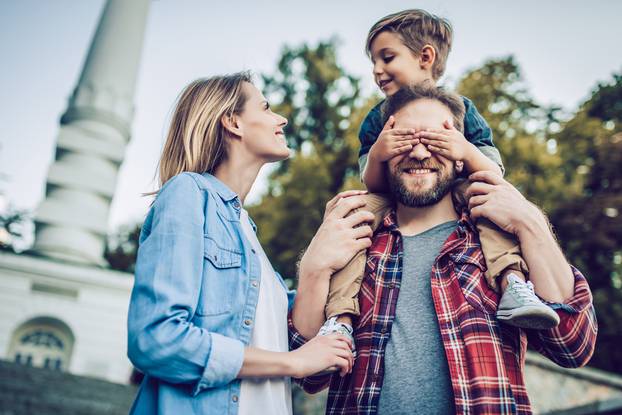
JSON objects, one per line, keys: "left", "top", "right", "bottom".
{"left": 193, "top": 333, "right": 245, "bottom": 396}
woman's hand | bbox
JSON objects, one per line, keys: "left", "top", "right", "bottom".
{"left": 287, "top": 334, "right": 354, "bottom": 378}
{"left": 301, "top": 191, "right": 374, "bottom": 277}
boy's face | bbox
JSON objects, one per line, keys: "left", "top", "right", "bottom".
{"left": 370, "top": 31, "right": 434, "bottom": 97}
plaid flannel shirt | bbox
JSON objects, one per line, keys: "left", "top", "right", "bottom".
{"left": 288, "top": 211, "right": 597, "bottom": 415}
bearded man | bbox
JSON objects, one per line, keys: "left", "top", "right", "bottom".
{"left": 288, "top": 84, "right": 597, "bottom": 415}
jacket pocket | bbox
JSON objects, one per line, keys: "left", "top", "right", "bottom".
{"left": 204, "top": 236, "right": 242, "bottom": 268}
{"left": 196, "top": 236, "right": 243, "bottom": 316}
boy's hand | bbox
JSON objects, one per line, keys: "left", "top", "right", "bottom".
{"left": 369, "top": 116, "right": 418, "bottom": 163}
{"left": 416, "top": 119, "right": 476, "bottom": 162}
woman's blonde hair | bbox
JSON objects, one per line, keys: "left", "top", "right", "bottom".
{"left": 151, "top": 72, "right": 252, "bottom": 193}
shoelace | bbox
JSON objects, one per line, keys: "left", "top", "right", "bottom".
{"left": 509, "top": 280, "right": 541, "bottom": 305}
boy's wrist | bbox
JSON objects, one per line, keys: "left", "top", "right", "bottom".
{"left": 462, "top": 142, "right": 479, "bottom": 167}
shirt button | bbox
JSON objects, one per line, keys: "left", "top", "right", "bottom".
{"left": 388, "top": 282, "right": 395, "bottom": 289}
{"left": 232, "top": 395, "right": 239, "bottom": 403}
{"left": 244, "top": 319, "right": 252, "bottom": 326}
{"left": 251, "top": 280, "right": 258, "bottom": 288}
{"left": 251, "top": 248, "right": 256, "bottom": 254}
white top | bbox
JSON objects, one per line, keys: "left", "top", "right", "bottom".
{"left": 238, "top": 209, "right": 292, "bottom": 415}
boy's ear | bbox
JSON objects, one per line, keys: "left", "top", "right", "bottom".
{"left": 420, "top": 44, "right": 436, "bottom": 71}
{"left": 221, "top": 113, "right": 243, "bottom": 137}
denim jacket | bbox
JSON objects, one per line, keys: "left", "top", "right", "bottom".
{"left": 127, "top": 172, "right": 295, "bottom": 415}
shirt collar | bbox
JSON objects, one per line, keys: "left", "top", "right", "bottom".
{"left": 377, "top": 207, "right": 485, "bottom": 269}
{"left": 200, "top": 173, "right": 240, "bottom": 202}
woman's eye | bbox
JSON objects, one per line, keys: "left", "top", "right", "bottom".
{"left": 383, "top": 56, "right": 394, "bottom": 63}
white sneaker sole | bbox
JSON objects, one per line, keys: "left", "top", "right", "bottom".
{"left": 497, "top": 305, "right": 560, "bottom": 329}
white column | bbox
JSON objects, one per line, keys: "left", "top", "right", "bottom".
{"left": 32, "top": 0, "right": 151, "bottom": 265}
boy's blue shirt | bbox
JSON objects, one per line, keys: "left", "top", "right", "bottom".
{"left": 358, "top": 96, "right": 503, "bottom": 174}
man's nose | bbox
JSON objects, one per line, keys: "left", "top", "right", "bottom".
{"left": 408, "top": 141, "right": 431, "bottom": 160}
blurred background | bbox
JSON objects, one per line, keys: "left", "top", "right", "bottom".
{"left": 1, "top": 0, "right": 621, "bottom": 414}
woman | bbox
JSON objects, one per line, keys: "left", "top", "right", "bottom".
{"left": 127, "top": 72, "right": 371, "bottom": 414}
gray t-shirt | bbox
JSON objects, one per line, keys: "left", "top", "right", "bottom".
{"left": 377, "top": 220, "right": 458, "bottom": 415}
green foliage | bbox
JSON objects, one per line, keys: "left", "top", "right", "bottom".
{"left": 550, "top": 76, "right": 622, "bottom": 374}
{"left": 456, "top": 56, "right": 567, "bottom": 213}
{"left": 249, "top": 39, "right": 364, "bottom": 280}
{"left": 0, "top": 207, "right": 29, "bottom": 252}
{"left": 105, "top": 224, "right": 141, "bottom": 273}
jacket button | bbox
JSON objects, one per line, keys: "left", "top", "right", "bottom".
{"left": 244, "top": 319, "right": 252, "bottom": 326}
{"left": 232, "top": 395, "right": 239, "bottom": 403}
{"left": 251, "top": 248, "right": 256, "bottom": 254}
{"left": 251, "top": 280, "right": 258, "bottom": 287}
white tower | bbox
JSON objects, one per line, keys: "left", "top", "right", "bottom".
{"left": 0, "top": 0, "right": 151, "bottom": 385}
{"left": 32, "top": 0, "right": 150, "bottom": 265}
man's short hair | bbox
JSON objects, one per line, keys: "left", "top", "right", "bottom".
{"left": 366, "top": 9, "right": 453, "bottom": 81}
{"left": 381, "top": 83, "right": 466, "bottom": 132}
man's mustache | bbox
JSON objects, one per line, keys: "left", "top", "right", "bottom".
{"left": 395, "top": 160, "right": 443, "bottom": 171}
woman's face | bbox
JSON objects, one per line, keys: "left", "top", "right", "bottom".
{"left": 237, "top": 82, "right": 290, "bottom": 162}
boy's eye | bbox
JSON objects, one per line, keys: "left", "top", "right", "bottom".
{"left": 383, "top": 56, "right": 394, "bottom": 63}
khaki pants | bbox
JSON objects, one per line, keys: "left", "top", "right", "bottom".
{"left": 324, "top": 184, "right": 529, "bottom": 319}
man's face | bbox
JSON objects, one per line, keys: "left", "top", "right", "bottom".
{"left": 387, "top": 99, "right": 457, "bottom": 207}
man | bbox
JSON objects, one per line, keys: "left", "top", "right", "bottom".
{"left": 289, "top": 84, "right": 597, "bottom": 414}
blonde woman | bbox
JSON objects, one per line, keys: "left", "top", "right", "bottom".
{"left": 127, "top": 72, "right": 373, "bottom": 415}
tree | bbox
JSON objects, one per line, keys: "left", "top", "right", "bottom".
{"left": 551, "top": 73, "right": 622, "bottom": 374}
{"left": 105, "top": 223, "right": 141, "bottom": 273}
{"left": 456, "top": 56, "right": 568, "bottom": 213}
{"left": 249, "top": 39, "right": 364, "bottom": 281}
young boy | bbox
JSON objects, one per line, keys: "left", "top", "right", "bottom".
{"left": 318, "top": 9, "right": 559, "bottom": 355}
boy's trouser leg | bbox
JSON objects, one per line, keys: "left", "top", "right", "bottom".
{"left": 453, "top": 181, "right": 528, "bottom": 292}
{"left": 325, "top": 193, "right": 391, "bottom": 319}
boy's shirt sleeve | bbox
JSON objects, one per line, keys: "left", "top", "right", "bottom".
{"left": 358, "top": 101, "right": 385, "bottom": 177}
{"left": 462, "top": 96, "right": 505, "bottom": 174}
{"left": 462, "top": 96, "right": 494, "bottom": 147}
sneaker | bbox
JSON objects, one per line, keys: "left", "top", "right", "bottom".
{"left": 496, "top": 273, "right": 560, "bottom": 329}
{"left": 315, "top": 317, "right": 356, "bottom": 375}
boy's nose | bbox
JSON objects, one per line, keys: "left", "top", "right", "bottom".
{"left": 373, "top": 61, "right": 383, "bottom": 76}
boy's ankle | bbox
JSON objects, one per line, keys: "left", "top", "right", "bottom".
{"left": 499, "top": 269, "right": 526, "bottom": 292}
{"left": 336, "top": 314, "right": 354, "bottom": 327}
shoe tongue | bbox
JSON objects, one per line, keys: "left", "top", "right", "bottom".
{"left": 507, "top": 273, "right": 524, "bottom": 285}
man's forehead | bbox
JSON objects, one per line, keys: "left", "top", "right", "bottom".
{"left": 392, "top": 99, "right": 452, "bottom": 130}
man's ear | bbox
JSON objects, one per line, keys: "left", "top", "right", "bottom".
{"left": 221, "top": 113, "right": 243, "bottom": 137}
{"left": 420, "top": 45, "right": 436, "bottom": 71}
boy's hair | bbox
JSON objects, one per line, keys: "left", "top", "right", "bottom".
{"left": 381, "top": 83, "right": 466, "bottom": 132}
{"left": 366, "top": 9, "right": 453, "bottom": 80}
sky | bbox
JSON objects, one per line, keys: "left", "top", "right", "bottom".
{"left": 1, "top": 0, "right": 621, "bottom": 234}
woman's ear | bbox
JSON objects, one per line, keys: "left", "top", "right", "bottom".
{"left": 221, "top": 113, "right": 243, "bottom": 137}
{"left": 420, "top": 44, "right": 436, "bottom": 71}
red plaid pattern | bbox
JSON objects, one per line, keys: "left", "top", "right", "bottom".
{"left": 289, "top": 211, "right": 597, "bottom": 415}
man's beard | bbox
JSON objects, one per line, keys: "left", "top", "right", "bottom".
{"left": 387, "top": 159, "right": 456, "bottom": 207}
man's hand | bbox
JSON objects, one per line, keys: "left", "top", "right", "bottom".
{"left": 301, "top": 191, "right": 374, "bottom": 277}
{"left": 466, "top": 170, "right": 575, "bottom": 302}
{"left": 417, "top": 119, "right": 476, "bottom": 162}
{"left": 465, "top": 170, "right": 544, "bottom": 236}
{"left": 368, "top": 116, "right": 418, "bottom": 163}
